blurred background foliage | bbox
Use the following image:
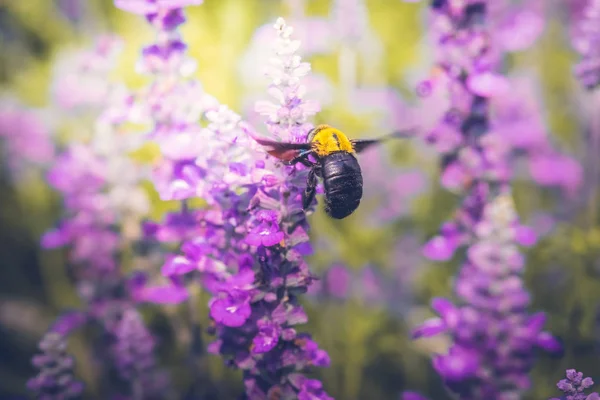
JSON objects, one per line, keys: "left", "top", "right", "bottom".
{"left": 0, "top": 0, "right": 598, "bottom": 399}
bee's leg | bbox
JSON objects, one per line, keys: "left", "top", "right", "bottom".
{"left": 289, "top": 150, "right": 317, "bottom": 167}
{"left": 314, "top": 163, "right": 323, "bottom": 178}
{"left": 302, "top": 167, "right": 318, "bottom": 210}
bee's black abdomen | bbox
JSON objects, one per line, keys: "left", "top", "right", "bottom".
{"left": 321, "top": 152, "right": 363, "bottom": 219}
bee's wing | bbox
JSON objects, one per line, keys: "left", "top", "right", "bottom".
{"left": 351, "top": 129, "right": 416, "bottom": 154}
{"left": 251, "top": 135, "right": 312, "bottom": 161}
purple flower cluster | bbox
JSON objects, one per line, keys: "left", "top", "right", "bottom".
{"left": 414, "top": 191, "right": 560, "bottom": 398}
{"left": 113, "top": 0, "right": 218, "bottom": 301}
{"left": 39, "top": 35, "right": 166, "bottom": 397}
{"left": 572, "top": 0, "right": 600, "bottom": 90}
{"left": 113, "top": 1, "right": 332, "bottom": 396}
{"left": 50, "top": 35, "right": 125, "bottom": 112}
{"left": 111, "top": 309, "right": 170, "bottom": 399}
{"left": 550, "top": 370, "right": 600, "bottom": 400}
{"left": 27, "top": 332, "right": 84, "bottom": 400}
{"left": 42, "top": 36, "right": 148, "bottom": 323}
{"left": 307, "top": 262, "right": 407, "bottom": 310}
{"left": 205, "top": 18, "right": 331, "bottom": 399}
{"left": 416, "top": 3, "right": 581, "bottom": 197}
{"left": 0, "top": 100, "right": 54, "bottom": 180}
{"left": 412, "top": 1, "right": 562, "bottom": 398}
{"left": 360, "top": 146, "right": 427, "bottom": 225}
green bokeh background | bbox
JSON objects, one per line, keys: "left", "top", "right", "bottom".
{"left": 1, "top": 1, "right": 599, "bottom": 399}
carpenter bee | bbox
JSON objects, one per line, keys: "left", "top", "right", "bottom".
{"left": 252, "top": 124, "right": 414, "bottom": 219}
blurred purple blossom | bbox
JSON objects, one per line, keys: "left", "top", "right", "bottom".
{"left": 27, "top": 332, "right": 84, "bottom": 399}
{"left": 55, "top": 0, "right": 84, "bottom": 23}
{"left": 361, "top": 145, "right": 428, "bottom": 224}
{"left": 111, "top": 308, "right": 170, "bottom": 399}
{"left": 39, "top": 33, "right": 163, "bottom": 397}
{"left": 572, "top": 0, "right": 600, "bottom": 90}
{"left": 0, "top": 100, "right": 55, "bottom": 180}
{"left": 51, "top": 35, "right": 124, "bottom": 111}
{"left": 115, "top": 5, "right": 331, "bottom": 396}
{"left": 495, "top": 6, "right": 545, "bottom": 52}
{"left": 330, "top": 0, "right": 370, "bottom": 44}
{"left": 324, "top": 264, "right": 351, "bottom": 300}
{"left": 413, "top": 2, "right": 561, "bottom": 398}
{"left": 204, "top": 17, "right": 331, "bottom": 398}
{"left": 49, "top": 311, "right": 88, "bottom": 336}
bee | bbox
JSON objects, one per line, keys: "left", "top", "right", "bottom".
{"left": 252, "top": 124, "right": 413, "bottom": 219}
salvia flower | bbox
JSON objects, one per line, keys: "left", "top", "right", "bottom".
{"left": 550, "top": 369, "right": 600, "bottom": 400}
{"left": 27, "top": 332, "right": 84, "bottom": 400}
{"left": 206, "top": 17, "right": 331, "bottom": 399}
{"left": 51, "top": 35, "right": 124, "bottom": 111}
{"left": 41, "top": 36, "right": 166, "bottom": 398}
{"left": 112, "top": 308, "right": 170, "bottom": 399}
{"left": 415, "top": 195, "right": 561, "bottom": 398}
{"left": 114, "top": 0, "right": 217, "bottom": 301}
{"left": 413, "top": 2, "right": 561, "bottom": 399}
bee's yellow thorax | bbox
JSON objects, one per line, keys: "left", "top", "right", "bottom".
{"left": 310, "top": 125, "right": 354, "bottom": 157}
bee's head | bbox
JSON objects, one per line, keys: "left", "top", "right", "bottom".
{"left": 306, "top": 124, "right": 332, "bottom": 143}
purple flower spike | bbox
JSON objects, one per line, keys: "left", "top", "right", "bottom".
{"left": 202, "top": 17, "right": 331, "bottom": 398}
{"left": 412, "top": 2, "right": 564, "bottom": 398}
{"left": 112, "top": 309, "right": 170, "bottom": 396}
{"left": 27, "top": 332, "right": 84, "bottom": 399}
{"left": 552, "top": 369, "right": 599, "bottom": 400}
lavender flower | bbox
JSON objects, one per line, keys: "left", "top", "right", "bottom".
{"left": 41, "top": 35, "right": 166, "bottom": 397}
{"left": 112, "top": 309, "right": 170, "bottom": 399}
{"left": 323, "top": 263, "right": 351, "bottom": 300}
{"left": 112, "top": 0, "right": 214, "bottom": 304}
{"left": 114, "top": 2, "right": 330, "bottom": 396}
{"left": 50, "top": 35, "right": 124, "bottom": 111}
{"left": 27, "top": 332, "right": 84, "bottom": 400}
{"left": 573, "top": 0, "right": 600, "bottom": 90}
{"left": 550, "top": 370, "right": 600, "bottom": 400}
{"left": 0, "top": 99, "right": 55, "bottom": 180}
{"left": 413, "top": 2, "right": 561, "bottom": 398}
{"left": 205, "top": 17, "right": 331, "bottom": 399}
